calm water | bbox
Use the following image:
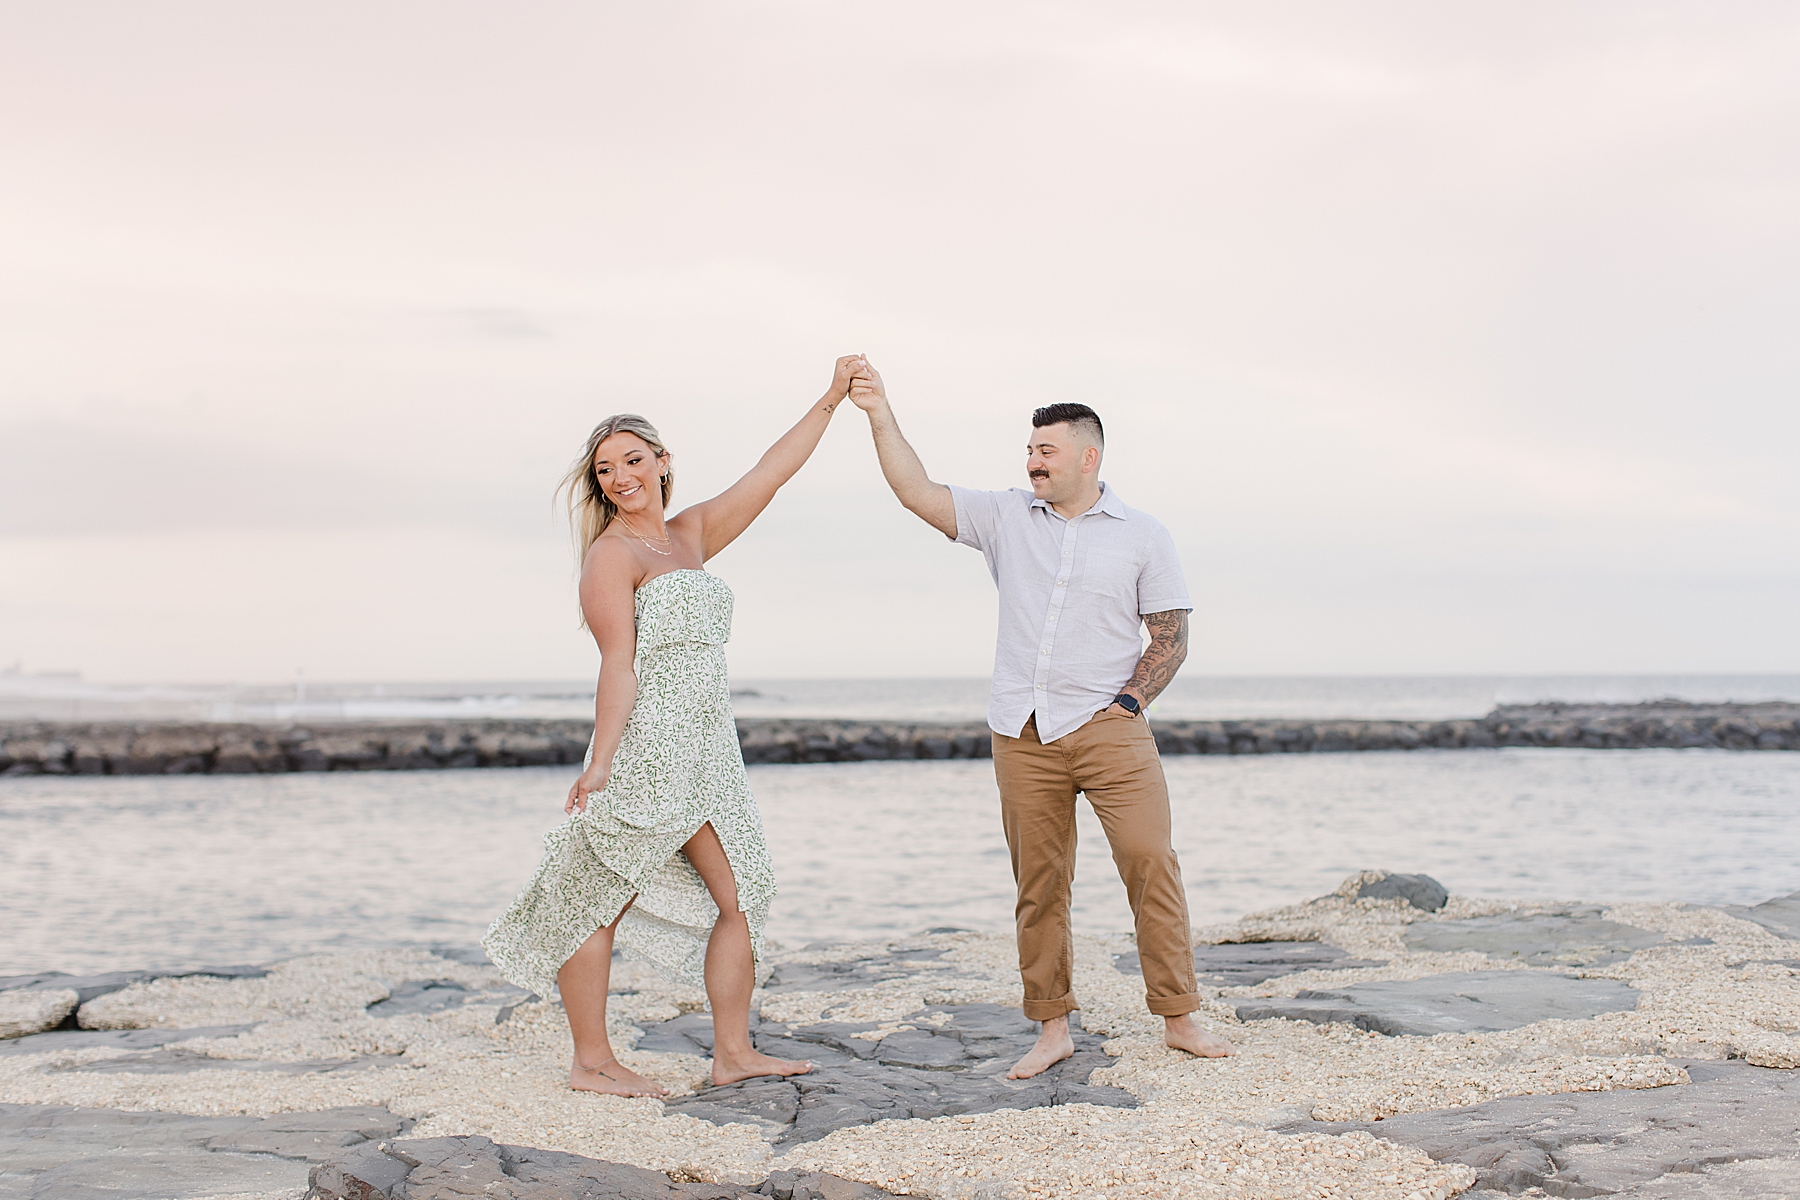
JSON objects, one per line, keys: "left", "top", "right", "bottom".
{"left": 3, "top": 749, "right": 1797, "bottom": 976}
{"left": 6, "top": 672, "right": 1800, "bottom": 724}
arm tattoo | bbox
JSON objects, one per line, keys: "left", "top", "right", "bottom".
{"left": 1123, "top": 609, "right": 1189, "bottom": 709}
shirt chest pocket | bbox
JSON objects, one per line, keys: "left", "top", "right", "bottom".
{"left": 1077, "top": 545, "right": 1140, "bottom": 600}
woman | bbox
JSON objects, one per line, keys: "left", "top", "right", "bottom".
{"left": 484, "top": 355, "right": 863, "bottom": 1097}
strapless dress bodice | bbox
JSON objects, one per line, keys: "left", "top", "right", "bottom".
{"left": 634, "top": 569, "right": 732, "bottom": 655}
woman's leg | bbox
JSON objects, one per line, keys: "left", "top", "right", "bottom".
{"left": 556, "top": 898, "right": 667, "bottom": 1096}
{"left": 680, "top": 822, "right": 812, "bottom": 1086}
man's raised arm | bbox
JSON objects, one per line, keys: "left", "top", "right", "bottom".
{"left": 848, "top": 360, "right": 958, "bottom": 538}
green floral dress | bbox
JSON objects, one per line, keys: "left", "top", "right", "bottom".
{"left": 483, "top": 569, "right": 777, "bottom": 995}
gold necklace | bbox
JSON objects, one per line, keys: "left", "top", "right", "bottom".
{"left": 617, "top": 514, "right": 674, "bottom": 556}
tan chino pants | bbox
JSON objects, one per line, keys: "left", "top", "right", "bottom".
{"left": 992, "top": 710, "right": 1199, "bottom": 1021}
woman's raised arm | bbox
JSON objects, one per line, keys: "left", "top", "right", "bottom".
{"left": 679, "top": 355, "right": 862, "bottom": 560}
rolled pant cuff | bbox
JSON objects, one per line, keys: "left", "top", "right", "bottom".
{"left": 1022, "top": 994, "right": 1079, "bottom": 1021}
{"left": 1145, "top": 992, "right": 1201, "bottom": 1017}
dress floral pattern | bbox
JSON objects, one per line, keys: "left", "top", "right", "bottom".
{"left": 483, "top": 570, "right": 777, "bottom": 996}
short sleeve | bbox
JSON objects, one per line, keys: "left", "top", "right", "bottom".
{"left": 1136, "top": 520, "right": 1192, "bottom": 614}
{"left": 949, "top": 486, "right": 1003, "bottom": 552}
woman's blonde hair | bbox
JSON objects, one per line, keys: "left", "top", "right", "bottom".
{"left": 558, "top": 414, "right": 674, "bottom": 566}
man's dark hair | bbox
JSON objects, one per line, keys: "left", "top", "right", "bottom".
{"left": 1032, "top": 402, "right": 1104, "bottom": 448}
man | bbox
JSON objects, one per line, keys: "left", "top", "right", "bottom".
{"left": 847, "top": 360, "right": 1235, "bottom": 1078}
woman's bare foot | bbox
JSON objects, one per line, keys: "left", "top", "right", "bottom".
{"left": 711, "top": 1050, "right": 814, "bottom": 1087}
{"left": 1007, "top": 1015, "right": 1075, "bottom": 1079}
{"left": 570, "top": 1056, "right": 669, "bottom": 1097}
{"left": 1165, "top": 1014, "right": 1235, "bottom": 1058}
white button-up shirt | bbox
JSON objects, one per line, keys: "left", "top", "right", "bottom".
{"left": 950, "top": 482, "right": 1192, "bottom": 743}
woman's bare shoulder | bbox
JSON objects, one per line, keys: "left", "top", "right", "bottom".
{"left": 581, "top": 533, "right": 646, "bottom": 592}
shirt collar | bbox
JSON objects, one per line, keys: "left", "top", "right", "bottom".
{"left": 1032, "top": 481, "right": 1127, "bottom": 520}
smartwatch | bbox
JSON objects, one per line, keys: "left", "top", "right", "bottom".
{"left": 1112, "top": 693, "right": 1141, "bottom": 716}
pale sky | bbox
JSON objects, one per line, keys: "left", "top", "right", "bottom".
{"left": 2, "top": 3, "right": 1796, "bottom": 683}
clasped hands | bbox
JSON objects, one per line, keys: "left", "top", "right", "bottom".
{"left": 824, "top": 354, "right": 887, "bottom": 412}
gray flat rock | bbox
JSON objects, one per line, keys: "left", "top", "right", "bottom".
{"left": 1114, "top": 940, "right": 1387, "bottom": 984}
{"left": 366, "top": 977, "right": 529, "bottom": 1018}
{"left": 1357, "top": 872, "right": 1450, "bottom": 912}
{"left": 0, "top": 1025, "right": 257, "bottom": 1057}
{"left": 1721, "top": 889, "right": 1800, "bottom": 940}
{"left": 0, "top": 967, "right": 268, "bottom": 1008}
{"left": 367, "top": 978, "right": 472, "bottom": 1017}
{"left": 1458, "top": 1154, "right": 1800, "bottom": 1199}
{"left": 1282, "top": 1060, "right": 1800, "bottom": 1196}
{"left": 1580, "top": 1154, "right": 1800, "bottom": 1198}
{"left": 1403, "top": 907, "right": 1665, "bottom": 967}
{"left": 760, "top": 948, "right": 947, "bottom": 993}
{"left": 0, "top": 1102, "right": 408, "bottom": 1200}
{"left": 51, "top": 1048, "right": 403, "bottom": 1075}
{"left": 11, "top": 1149, "right": 308, "bottom": 1200}
{"left": 309, "top": 1133, "right": 900, "bottom": 1199}
{"left": 651, "top": 1003, "right": 1136, "bottom": 1144}
{"left": 1236, "top": 970, "right": 1640, "bottom": 1035}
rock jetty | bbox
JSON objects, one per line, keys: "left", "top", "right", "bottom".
{"left": 0, "top": 701, "right": 1794, "bottom": 776}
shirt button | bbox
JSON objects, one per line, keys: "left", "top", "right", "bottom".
{"left": 1041, "top": 648, "right": 1050, "bottom": 655}
{"left": 1056, "top": 579, "right": 1067, "bottom": 586}
{"left": 1036, "top": 683, "right": 1045, "bottom": 690}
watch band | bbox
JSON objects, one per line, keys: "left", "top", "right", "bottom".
{"left": 1113, "top": 693, "right": 1141, "bottom": 715}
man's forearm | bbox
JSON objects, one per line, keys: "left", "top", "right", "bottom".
{"left": 1122, "top": 609, "right": 1190, "bottom": 708}
{"left": 865, "top": 400, "right": 957, "bottom": 536}
{"left": 867, "top": 402, "right": 931, "bottom": 503}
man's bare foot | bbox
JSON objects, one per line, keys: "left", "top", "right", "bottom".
{"left": 570, "top": 1056, "right": 669, "bottom": 1097}
{"left": 1165, "top": 1013, "right": 1235, "bottom": 1058}
{"left": 711, "top": 1050, "right": 813, "bottom": 1087}
{"left": 1007, "top": 1015, "right": 1075, "bottom": 1079}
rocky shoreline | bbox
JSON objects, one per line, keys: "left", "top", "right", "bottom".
{"left": 1, "top": 701, "right": 1795, "bottom": 776}
{"left": 3, "top": 872, "right": 1797, "bottom": 1198}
